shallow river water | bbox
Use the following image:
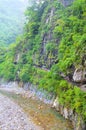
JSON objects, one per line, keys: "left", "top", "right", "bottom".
{"left": 0, "top": 90, "right": 73, "bottom": 130}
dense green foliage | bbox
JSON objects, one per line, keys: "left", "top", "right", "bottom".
{"left": 0, "top": 0, "right": 27, "bottom": 46}
{"left": 0, "top": 0, "right": 86, "bottom": 122}
{"left": 57, "top": 0, "right": 86, "bottom": 74}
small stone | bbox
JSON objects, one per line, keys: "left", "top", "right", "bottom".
{"left": 0, "top": 94, "right": 41, "bottom": 130}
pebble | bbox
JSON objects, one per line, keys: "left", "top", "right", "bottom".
{"left": 0, "top": 94, "right": 43, "bottom": 130}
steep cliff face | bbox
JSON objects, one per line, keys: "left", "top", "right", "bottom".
{"left": 34, "top": 0, "right": 74, "bottom": 68}
{"left": 0, "top": 0, "right": 85, "bottom": 86}
{"left": 38, "top": 5, "right": 58, "bottom": 68}
{"left": 30, "top": 0, "right": 70, "bottom": 69}
{"left": 1, "top": 0, "right": 85, "bottom": 87}
{"left": 0, "top": 1, "right": 86, "bottom": 129}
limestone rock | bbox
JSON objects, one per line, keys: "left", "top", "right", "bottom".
{"left": 73, "top": 67, "right": 86, "bottom": 82}
{"left": 68, "top": 109, "right": 73, "bottom": 120}
{"left": 63, "top": 108, "right": 69, "bottom": 119}
{"left": 52, "top": 97, "right": 59, "bottom": 111}
{"left": 73, "top": 114, "right": 86, "bottom": 130}
{"left": 52, "top": 96, "right": 86, "bottom": 130}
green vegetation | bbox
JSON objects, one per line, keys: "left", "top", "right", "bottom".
{"left": 0, "top": 0, "right": 86, "bottom": 122}
{"left": 0, "top": 0, "right": 27, "bottom": 46}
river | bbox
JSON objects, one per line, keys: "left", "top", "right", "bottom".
{"left": 0, "top": 88, "right": 73, "bottom": 130}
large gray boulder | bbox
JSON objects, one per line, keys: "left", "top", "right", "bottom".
{"left": 73, "top": 67, "right": 86, "bottom": 82}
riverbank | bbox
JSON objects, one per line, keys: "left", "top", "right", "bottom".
{"left": 0, "top": 80, "right": 85, "bottom": 130}
{"left": 0, "top": 93, "right": 42, "bottom": 130}
{"left": 0, "top": 81, "right": 73, "bottom": 130}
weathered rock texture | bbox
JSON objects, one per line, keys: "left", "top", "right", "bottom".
{"left": 53, "top": 97, "right": 86, "bottom": 130}
{"left": 73, "top": 67, "right": 86, "bottom": 83}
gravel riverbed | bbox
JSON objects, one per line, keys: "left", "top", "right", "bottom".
{"left": 0, "top": 83, "right": 73, "bottom": 130}
{"left": 0, "top": 94, "right": 42, "bottom": 130}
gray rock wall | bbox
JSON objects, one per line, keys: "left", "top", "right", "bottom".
{"left": 53, "top": 97, "right": 86, "bottom": 130}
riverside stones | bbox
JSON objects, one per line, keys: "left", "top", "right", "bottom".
{"left": 0, "top": 94, "right": 42, "bottom": 130}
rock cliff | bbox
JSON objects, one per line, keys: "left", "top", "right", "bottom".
{"left": 53, "top": 97, "right": 86, "bottom": 130}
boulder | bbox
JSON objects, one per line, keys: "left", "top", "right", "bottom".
{"left": 73, "top": 67, "right": 86, "bottom": 82}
